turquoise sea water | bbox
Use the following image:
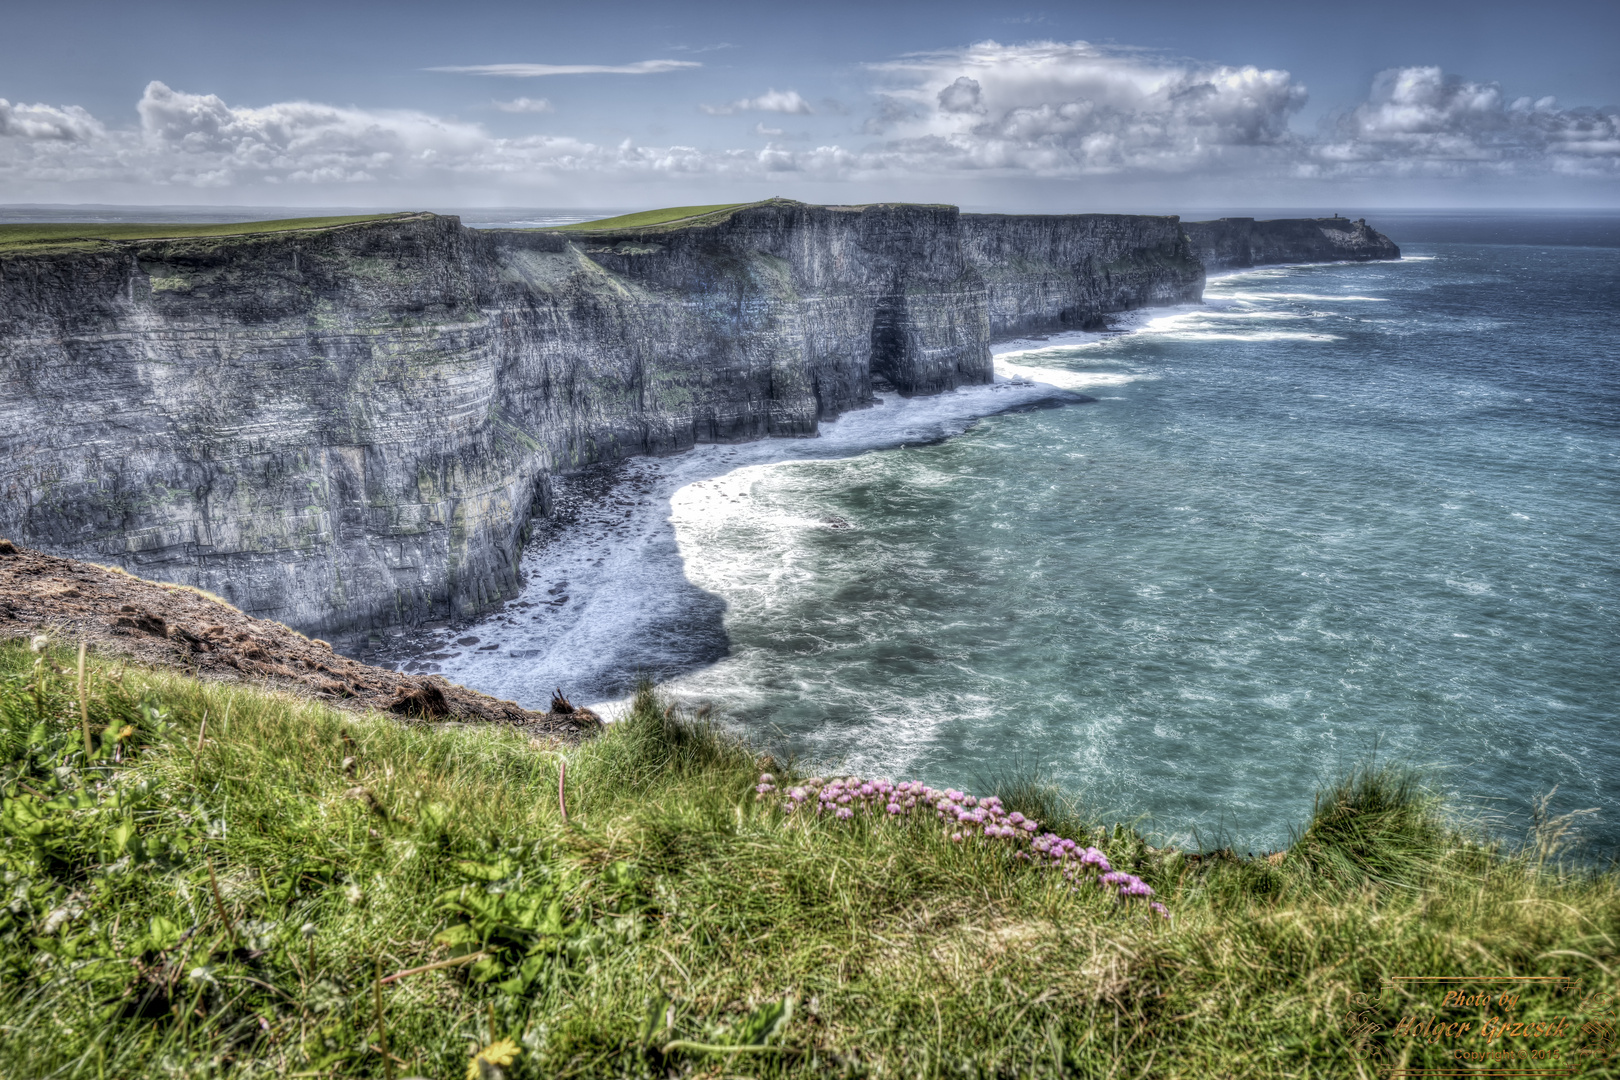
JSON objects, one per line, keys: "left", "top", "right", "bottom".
{"left": 423, "top": 214, "right": 1619, "bottom": 852}
{"left": 661, "top": 223, "right": 1619, "bottom": 850}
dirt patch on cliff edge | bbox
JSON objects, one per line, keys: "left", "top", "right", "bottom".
{"left": 0, "top": 539, "right": 598, "bottom": 736}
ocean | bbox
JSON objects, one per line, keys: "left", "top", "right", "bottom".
{"left": 424, "top": 212, "right": 1619, "bottom": 853}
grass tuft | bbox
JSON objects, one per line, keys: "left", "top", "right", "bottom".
{"left": 1292, "top": 762, "right": 1451, "bottom": 888}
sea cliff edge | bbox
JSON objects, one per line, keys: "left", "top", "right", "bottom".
{"left": 0, "top": 201, "right": 1397, "bottom": 649}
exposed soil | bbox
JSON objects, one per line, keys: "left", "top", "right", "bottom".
{"left": 0, "top": 539, "right": 599, "bottom": 736}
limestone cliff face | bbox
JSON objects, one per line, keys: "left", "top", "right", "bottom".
{"left": 1183, "top": 216, "right": 1400, "bottom": 270}
{"left": 961, "top": 213, "right": 1204, "bottom": 338}
{"left": 0, "top": 201, "right": 1382, "bottom": 648}
{"left": 1, "top": 214, "right": 529, "bottom": 648}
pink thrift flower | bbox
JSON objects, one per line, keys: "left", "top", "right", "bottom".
{"left": 835, "top": 807, "right": 854, "bottom": 820}
{"left": 951, "top": 832, "right": 963, "bottom": 843}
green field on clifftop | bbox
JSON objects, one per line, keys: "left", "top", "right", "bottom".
{"left": 554, "top": 203, "right": 750, "bottom": 232}
{"left": 0, "top": 214, "right": 414, "bottom": 253}
{"left": 2, "top": 638, "right": 1617, "bottom": 1078}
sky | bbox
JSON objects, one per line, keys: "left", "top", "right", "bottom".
{"left": 1, "top": 0, "right": 1616, "bottom": 213}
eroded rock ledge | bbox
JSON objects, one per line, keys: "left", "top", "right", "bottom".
{"left": 0, "top": 201, "right": 1397, "bottom": 650}
{"left": 0, "top": 538, "right": 595, "bottom": 733}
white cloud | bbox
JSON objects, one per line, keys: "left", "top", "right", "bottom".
{"left": 937, "top": 77, "right": 985, "bottom": 115}
{"left": 0, "top": 80, "right": 837, "bottom": 192}
{"left": 862, "top": 39, "right": 1308, "bottom": 176}
{"left": 495, "top": 97, "right": 554, "bottom": 113}
{"left": 0, "top": 55, "right": 1611, "bottom": 200}
{"left": 1311, "top": 66, "right": 1620, "bottom": 178}
{"left": 132, "top": 81, "right": 490, "bottom": 185}
{"left": 429, "top": 60, "right": 699, "bottom": 77}
{"left": 0, "top": 98, "right": 101, "bottom": 141}
{"left": 701, "top": 89, "right": 815, "bottom": 116}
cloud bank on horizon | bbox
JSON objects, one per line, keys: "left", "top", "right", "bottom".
{"left": 1, "top": 39, "right": 1615, "bottom": 206}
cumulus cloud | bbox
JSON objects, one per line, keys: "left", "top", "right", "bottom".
{"left": 701, "top": 89, "right": 815, "bottom": 116}
{"left": 863, "top": 39, "right": 1308, "bottom": 175}
{"left": 0, "top": 55, "right": 1611, "bottom": 198}
{"left": 1312, "top": 66, "right": 1620, "bottom": 177}
{"left": 0, "top": 98, "right": 101, "bottom": 141}
{"left": 132, "top": 81, "right": 493, "bottom": 185}
{"left": 0, "top": 79, "right": 854, "bottom": 192}
{"left": 495, "top": 97, "right": 554, "bottom": 113}
{"left": 429, "top": 60, "right": 699, "bottom": 77}
{"left": 937, "top": 76, "right": 985, "bottom": 115}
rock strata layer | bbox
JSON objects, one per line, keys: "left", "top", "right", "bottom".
{"left": 0, "top": 201, "right": 1396, "bottom": 649}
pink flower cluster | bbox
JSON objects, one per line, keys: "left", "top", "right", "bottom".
{"left": 754, "top": 774, "right": 1168, "bottom": 919}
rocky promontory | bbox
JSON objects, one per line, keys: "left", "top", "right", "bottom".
{"left": 0, "top": 201, "right": 1398, "bottom": 651}
{"left": 1183, "top": 215, "right": 1401, "bottom": 270}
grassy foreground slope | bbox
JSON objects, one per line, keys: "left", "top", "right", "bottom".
{"left": 0, "top": 215, "right": 413, "bottom": 253}
{"left": 2, "top": 637, "right": 1617, "bottom": 1079}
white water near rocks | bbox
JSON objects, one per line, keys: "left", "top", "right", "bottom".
{"left": 425, "top": 226, "right": 1619, "bottom": 851}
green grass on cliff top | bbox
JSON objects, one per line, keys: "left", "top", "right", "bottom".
{"left": 2, "top": 636, "right": 1617, "bottom": 1078}
{"left": 0, "top": 213, "right": 414, "bottom": 253}
{"left": 553, "top": 203, "right": 750, "bottom": 232}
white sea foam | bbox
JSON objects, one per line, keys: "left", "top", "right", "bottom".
{"left": 990, "top": 306, "right": 1169, "bottom": 357}
{"left": 1156, "top": 330, "right": 1343, "bottom": 342}
{"left": 427, "top": 366, "right": 1103, "bottom": 710}
{"left": 992, "top": 360, "right": 1141, "bottom": 389}
{"left": 1211, "top": 291, "right": 1388, "bottom": 302}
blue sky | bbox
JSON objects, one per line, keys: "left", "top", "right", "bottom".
{"left": 1, "top": 0, "right": 1615, "bottom": 211}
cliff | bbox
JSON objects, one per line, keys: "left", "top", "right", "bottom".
{"left": 960, "top": 213, "right": 1203, "bottom": 338}
{"left": 0, "top": 202, "right": 1375, "bottom": 650}
{"left": 1182, "top": 216, "right": 1400, "bottom": 270}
